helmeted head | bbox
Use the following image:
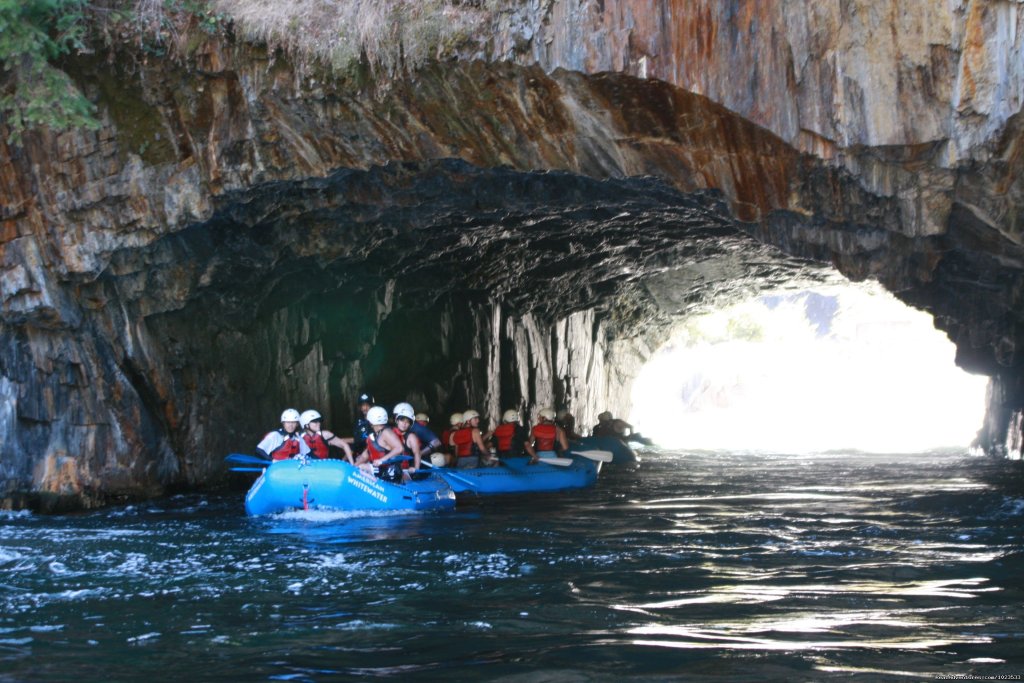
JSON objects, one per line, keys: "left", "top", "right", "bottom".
{"left": 367, "top": 406, "right": 389, "bottom": 426}
{"left": 557, "top": 409, "right": 571, "bottom": 422}
{"left": 299, "top": 409, "right": 322, "bottom": 429}
{"left": 462, "top": 409, "right": 480, "bottom": 424}
{"left": 393, "top": 402, "right": 415, "bottom": 421}
{"left": 597, "top": 410, "right": 613, "bottom": 422}
{"left": 358, "top": 392, "right": 374, "bottom": 415}
{"left": 280, "top": 408, "right": 301, "bottom": 433}
{"left": 449, "top": 412, "right": 464, "bottom": 427}
{"left": 502, "top": 409, "right": 519, "bottom": 424}
{"left": 415, "top": 412, "right": 429, "bottom": 423}
{"left": 538, "top": 407, "right": 556, "bottom": 422}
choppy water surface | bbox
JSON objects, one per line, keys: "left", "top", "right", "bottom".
{"left": 1, "top": 451, "right": 1022, "bottom": 682}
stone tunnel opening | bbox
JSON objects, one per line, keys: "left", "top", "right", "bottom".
{"left": 3, "top": 159, "right": 1006, "bottom": 510}
{"left": 93, "top": 160, "right": 992, "bottom": 493}
{"left": 628, "top": 282, "right": 989, "bottom": 453}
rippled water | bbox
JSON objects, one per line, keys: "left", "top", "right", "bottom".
{"left": 2, "top": 451, "right": 1022, "bottom": 682}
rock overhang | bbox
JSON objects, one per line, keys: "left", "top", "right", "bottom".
{"left": 3, "top": 10, "right": 1024, "bottom": 507}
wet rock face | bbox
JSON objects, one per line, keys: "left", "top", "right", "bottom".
{"left": 6, "top": 160, "right": 828, "bottom": 509}
{"left": 1, "top": 4, "right": 1023, "bottom": 507}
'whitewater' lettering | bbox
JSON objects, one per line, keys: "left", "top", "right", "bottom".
{"left": 347, "top": 474, "right": 388, "bottom": 503}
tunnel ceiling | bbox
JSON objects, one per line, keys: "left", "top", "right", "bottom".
{"left": 114, "top": 160, "right": 833, "bottom": 330}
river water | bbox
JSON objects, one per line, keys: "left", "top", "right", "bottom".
{"left": 1, "top": 450, "right": 1022, "bottom": 682}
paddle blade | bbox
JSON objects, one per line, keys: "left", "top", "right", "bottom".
{"left": 570, "top": 449, "right": 614, "bottom": 463}
{"left": 536, "top": 457, "right": 574, "bottom": 467}
{"left": 224, "top": 453, "right": 271, "bottom": 467}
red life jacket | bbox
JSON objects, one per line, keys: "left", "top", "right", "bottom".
{"left": 441, "top": 429, "right": 454, "bottom": 453}
{"left": 532, "top": 423, "right": 557, "bottom": 451}
{"left": 366, "top": 428, "right": 397, "bottom": 463}
{"left": 270, "top": 430, "right": 302, "bottom": 461}
{"left": 392, "top": 426, "right": 414, "bottom": 468}
{"left": 303, "top": 432, "right": 330, "bottom": 459}
{"left": 493, "top": 423, "right": 517, "bottom": 452}
{"left": 451, "top": 427, "right": 477, "bottom": 458}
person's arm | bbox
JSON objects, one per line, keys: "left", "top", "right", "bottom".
{"left": 472, "top": 428, "right": 489, "bottom": 453}
{"left": 380, "top": 429, "right": 405, "bottom": 460}
{"left": 407, "top": 433, "right": 422, "bottom": 470}
{"left": 556, "top": 426, "right": 569, "bottom": 452}
{"left": 524, "top": 426, "right": 538, "bottom": 463}
{"left": 324, "top": 430, "right": 355, "bottom": 464}
{"left": 472, "top": 428, "right": 493, "bottom": 462}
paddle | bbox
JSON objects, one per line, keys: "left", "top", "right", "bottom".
{"left": 420, "top": 461, "right": 477, "bottom": 488}
{"left": 229, "top": 466, "right": 268, "bottom": 473}
{"left": 569, "top": 449, "right": 614, "bottom": 463}
{"left": 535, "top": 456, "right": 574, "bottom": 467}
{"left": 225, "top": 453, "right": 271, "bottom": 467}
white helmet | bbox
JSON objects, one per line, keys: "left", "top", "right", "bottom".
{"left": 394, "top": 402, "right": 415, "bottom": 421}
{"left": 538, "top": 407, "right": 556, "bottom": 421}
{"left": 280, "top": 408, "right": 301, "bottom": 423}
{"left": 502, "top": 409, "right": 519, "bottom": 423}
{"left": 415, "top": 412, "right": 429, "bottom": 423}
{"left": 462, "top": 409, "right": 480, "bottom": 422}
{"left": 299, "top": 409, "right": 322, "bottom": 429}
{"left": 449, "top": 412, "right": 464, "bottom": 426}
{"left": 367, "top": 406, "right": 389, "bottom": 425}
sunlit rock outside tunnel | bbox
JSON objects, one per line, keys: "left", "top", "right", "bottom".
{"left": 2, "top": 1, "right": 1024, "bottom": 511}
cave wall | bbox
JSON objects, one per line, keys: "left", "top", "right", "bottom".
{"left": 2, "top": 1, "right": 1024, "bottom": 507}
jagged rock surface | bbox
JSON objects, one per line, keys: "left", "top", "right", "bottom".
{"left": 1, "top": 1, "right": 1023, "bottom": 508}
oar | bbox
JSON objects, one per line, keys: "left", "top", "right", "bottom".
{"left": 420, "top": 461, "right": 478, "bottom": 489}
{"left": 569, "top": 449, "right": 614, "bottom": 463}
{"left": 536, "top": 456, "right": 574, "bottom": 467}
{"left": 225, "top": 453, "right": 271, "bottom": 467}
{"left": 229, "top": 466, "right": 268, "bottom": 473}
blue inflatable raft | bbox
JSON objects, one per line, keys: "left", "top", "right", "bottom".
{"left": 243, "top": 459, "right": 457, "bottom": 516}
{"left": 573, "top": 436, "right": 640, "bottom": 464}
{"left": 431, "top": 454, "right": 602, "bottom": 495}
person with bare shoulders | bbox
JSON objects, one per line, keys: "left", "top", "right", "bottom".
{"left": 392, "top": 402, "right": 424, "bottom": 473}
{"left": 449, "top": 409, "right": 495, "bottom": 468}
{"left": 354, "top": 406, "right": 406, "bottom": 482}
{"left": 531, "top": 407, "right": 569, "bottom": 460}
{"left": 299, "top": 409, "right": 354, "bottom": 463}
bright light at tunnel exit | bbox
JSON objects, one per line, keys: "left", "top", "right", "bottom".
{"left": 629, "top": 283, "right": 988, "bottom": 453}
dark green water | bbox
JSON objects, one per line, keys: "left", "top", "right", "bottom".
{"left": 2, "top": 451, "right": 1022, "bottom": 682}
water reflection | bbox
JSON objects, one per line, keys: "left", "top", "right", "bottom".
{"left": 0, "top": 451, "right": 1020, "bottom": 681}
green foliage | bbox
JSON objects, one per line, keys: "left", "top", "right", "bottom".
{"left": 0, "top": 0, "right": 99, "bottom": 144}
{"left": 0, "top": 0, "right": 229, "bottom": 145}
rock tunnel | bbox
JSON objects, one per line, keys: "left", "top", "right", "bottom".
{"left": 2, "top": 3, "right": 1024, "bottom": 510}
